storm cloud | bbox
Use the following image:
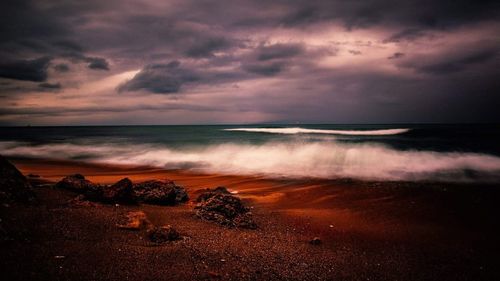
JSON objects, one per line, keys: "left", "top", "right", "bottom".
{"left": 1, "top": 0, "right": 499, "bottom": 125}
{"left": 118, "top": 61, "right": 199, "bottom": 94}
{"left": 0, "top": 57, "right": 52, "bottom": 82}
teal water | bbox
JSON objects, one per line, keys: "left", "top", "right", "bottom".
{"left": 1, "top": 124, "right": 500, "bottom": 182}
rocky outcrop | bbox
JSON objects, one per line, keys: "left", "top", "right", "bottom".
{"left": 133, "top": 180, "right": 188, "bottom": 205}
{"left": 195, "top": 187, "right": 257, "bottom": 229}
{"left": 0, "top": 155, "right": 35, "bottom": 203}
{"left": 55, "top": 175, "right": 188, "bottom": 205}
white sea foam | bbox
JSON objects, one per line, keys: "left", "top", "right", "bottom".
{"left": 2, "top": 140, "right": 500, "bottom": 182}
{"left": 224, "top": 127, "right": 410, "bottom": 136}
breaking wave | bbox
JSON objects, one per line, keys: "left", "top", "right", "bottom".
{"left": 2, "top": 140, "right": 500, "bottom": 183}
{"left": 224, "top": 127, "right": 410, "bottom": 136}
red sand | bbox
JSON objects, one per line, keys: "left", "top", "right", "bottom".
{"left": 2, "top": 158, "right": 500, "bottom": 280}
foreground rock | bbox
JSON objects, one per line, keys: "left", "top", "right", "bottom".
{"left": 101, "top": 178, "right": 135, "bottom": 203}
{"left": 55, "top": 174, "right": 99, "bottom": 194}
{"left": 55, "top": 176, "right": 188, "bottom": 205}
{"left": 133, "top": 180, "right": 188, "bottom": 205}
{"left": 0, "top": 155, "right": 35, "bottom": 203}
{"left": 117, "top": 211, "right": 152, "bottom": 230}
{"left": 147, "top": 225, "right": 181, "bottom": 243}
{"left": 195, "top": 187, "right": 257, "bottom": 229}
{"left": 310, "top": 237, "right": 322, "bottom": 245}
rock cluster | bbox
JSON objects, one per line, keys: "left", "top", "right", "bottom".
{"left": 55, "top": 175, "right": 188, "bottom": 205}
{"left": 195, "top": 187, "right": 257, "bottom": 229}
{"left": 133, "top": 180, "right": 188, "bottom": 205}
{"left": 0, "top": 155, "right": 35, "bottom": 203}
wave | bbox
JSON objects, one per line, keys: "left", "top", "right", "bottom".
{"left": 2, "top": 140, "right": 500, "bottom": 183}
{"left": 224, "top": 127, "right": 410, "bottom": 136}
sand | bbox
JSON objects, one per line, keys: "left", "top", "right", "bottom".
{"left": 1, "top": 157, "right": 500, "bottom": 280}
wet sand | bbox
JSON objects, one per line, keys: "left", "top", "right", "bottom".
{"left": 2, "top": 157, "right": 500, "bottom": 280}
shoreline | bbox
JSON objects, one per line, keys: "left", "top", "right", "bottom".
{"left": 2, "top": 157, "right": 500, "bottom": 280}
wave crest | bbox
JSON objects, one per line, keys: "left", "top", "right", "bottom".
{"left": 224, "top": 127, "right": 410, "bottom": 136}
{"left": 2, "top": 140, "right": 500, "bottom": 182}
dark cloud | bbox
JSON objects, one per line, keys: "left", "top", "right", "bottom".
{"left": 53, "top": 40, "right": 84, "bottom": 53}
{"left": 0, "top": 56, "right": 52, "bottom": 82}
{"left": 184, "top": 37, "right": 232, "bottom": 58}
{"left": 348, "top": 50, "right": 362, "bottom": 55}
{"left": 256, "top": 43, "right": 304, "bottom": 61}
{"left": 402, "top": 46, "right": 499, "bottom": 74}
{"left": 239, "top": 43, "right": 305, "bottom": 76}
{"left": 274, "top": 0, "right": 500, "bottom": 30}
{"left": 38, "top": 82, "right": 61, "bottom": 90}
{"left": 388, "top": 52, "right": 405, "bottom": 60}
{"left": 118, "top": 61, "right": 199, "bottom": 94}
{"left": 383, "top": 28, "right": 429, "bottom": 43}
{"left": 242, "top": 61, "right": 286, "bottom": 76}
{"left": 85, "top": 57, "right": 110, "bottom": 70}
{"left": 53, "top": 63, "right": 70, "bottom": 73}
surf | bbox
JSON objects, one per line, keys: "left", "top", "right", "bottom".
{"left": 223, "top": 127, "right": 410, "bottom": 136}
{"left": 2, "top": 140, "right": 500, "bottom": 183}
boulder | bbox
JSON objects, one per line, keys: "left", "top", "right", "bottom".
{"left": 195, "top": 187, "right": 257, "bottom": 229}
{"left": 55, "top": 174, "right": 97, "bottom": 193}
{"left": 101, "top": 178, "right": 135, "bottom": 203}
{"left": 0, "top": 155, "right": 35, "bottom": 203}
{"left": 133, "top": 180, "right": 188, "bottom": 205}
{"left": 55, "top": 174, "right": 104, "bottom": 201}
{"left": 195, "top": 186, "right": 231, "bottom": 203}
{"left": 147, "top": 225, "right": 181, "bottom": 243}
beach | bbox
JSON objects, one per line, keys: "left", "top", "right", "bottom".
{"left": 2, "top": 157, "right": 499, "bottom": 280}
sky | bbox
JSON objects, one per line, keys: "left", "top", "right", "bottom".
{"left": 0, "top": 0, "right": 499, "bottom": 125}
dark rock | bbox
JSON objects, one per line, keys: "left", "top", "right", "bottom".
{"left": 0, "top": 155, "right": 35, "bottom": 203}
{"left": 309, "top": 237, "right": 321, "bottom": 245}
{"left": 55, "top": 174, "right": 97, "bottom": 193}
{"left": 55, "top": 174, "right": 104, "bottom": 202}
{"left": 195, "top": 187, "right": 257, "bottom": 229}
{"left": 133, "top": 180, "right": 188, "bottom": 205}
{"left": 27, "top": 174, "right": 40, "bottom": 178}
{"left": 147, "top": 225, "right": 181, "bottom": 243}
{"left": 174, "top": 185, "right": 189, "bottom": 203}
{"left": 196, "top": 186, "right": 231, "bottom": 203}
{"left": 101, "top": 178, "right": 135, "bottom": 203}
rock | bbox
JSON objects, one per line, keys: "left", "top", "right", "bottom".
{"left": 27, "top": 174, "right": 40, "bottom": 178}
{"left": 55, "top": 174, "right": 97, "bottom": 193}
{"left": 309, "top": 237, "right": 321, "bottom": 245}
{"left": 133, "top": 180, "right": 188, "bottom": 205}
{"left": 196, "top": 186, "right": 231, "bottom": 203}
{"left": 174, "top": 185, "right": 189, "bottom": 203}
{"left": 195, "top": 187, "right": 257, "bottom": 229}
{"left": 0, "top": 155, "right": 35, "bottom": 203}
{"left": 101, "top": 178, "right": 135, "bottom": 203}
{"left": 147, "top": 225, "right": 181, "bottom": 243}
{"left": 117, "top": 211, "right": 152, "bottom": 230}
{"left": 55, "top": 174, "right": 104, "bottom": 201}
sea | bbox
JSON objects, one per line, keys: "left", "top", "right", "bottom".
{"left": 1, "top": 124, "right": 500, "bottom": 183}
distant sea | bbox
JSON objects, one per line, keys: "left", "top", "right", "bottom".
{"left": 2, "top": 124, "right": 500, "bottom": 182}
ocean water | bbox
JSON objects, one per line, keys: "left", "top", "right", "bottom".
{"left": 1, "top": 124, "right": 500, "bottom": 182}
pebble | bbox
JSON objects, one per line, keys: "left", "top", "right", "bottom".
{"left": 309, "top": 237, "right": 322, "bottom": 245}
